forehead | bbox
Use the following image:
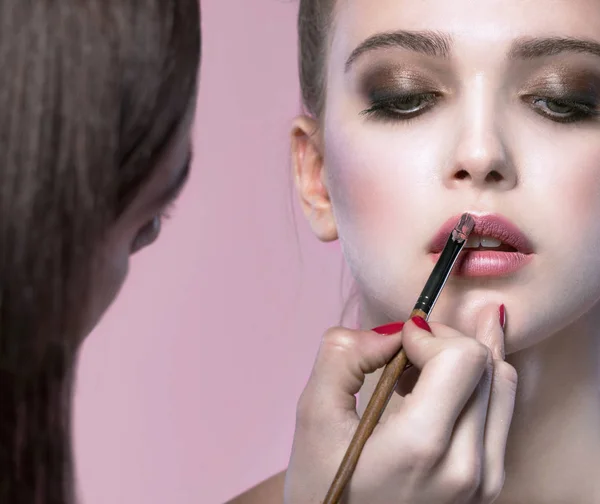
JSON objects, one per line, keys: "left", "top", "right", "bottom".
{"left": 330, "top": 0, "right": 600, "bottom": 61}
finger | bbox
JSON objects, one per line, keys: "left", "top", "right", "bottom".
{"left": 396, "top": 364, "right": 420, "bottom": 397}
{"left": 393, "top": 311, "right": 497, "bottom": 417}
{"left": 446, "top": 304, "right": 505, "bottom": 455}
{"left": 441, "top": 307, "right": 500, "bottom": 495}
{"left": 298, "top": 325, "right": 404, "bottom": 421}
{"left": 475, "top": 304, "right": 507, "bottom": 359}
{"left": 372, "top": 322, "right": 418, "bottom": 396}
{"left": 480, "top": 309, "right": 518, "bottom": 500}
{"left": 389, "top": 318, "right": 490, "bottom": 444}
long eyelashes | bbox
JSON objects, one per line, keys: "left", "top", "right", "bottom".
{"left": 158, "top": 201, "right": 176, "bottom": 221}
{"left": 360, "top": 92, "right": 600, "bottom": 124}
{"left": 360, "top": 93, "right": 439, "bottom": 122}
{"left": 130, "top": 203, "right": 176, "bottom": 254}
{"left": 526, "top": 96, "right": 599, "bottom": 123}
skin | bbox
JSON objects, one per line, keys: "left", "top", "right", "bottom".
{"left": 85, "top": 101, "right": 195, "bottom": 335}
{"left": 232, "top": 0, "right": 600, "bottom": 502}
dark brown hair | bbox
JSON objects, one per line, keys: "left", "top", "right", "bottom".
{"left": 0, "top": 1, "right": 200, "bottom": 502}
{"left": 298, "top": 0, "right": 335, "bottom": 118}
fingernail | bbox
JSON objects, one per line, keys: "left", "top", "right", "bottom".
{"left": 411, "top": 316, "right": 431, "bottom": 333}
{"left": 499, "top": 304, "right": 506, "bottom": 330}
{"left": 372, "top": 322, "right": 405, "bottom": 335}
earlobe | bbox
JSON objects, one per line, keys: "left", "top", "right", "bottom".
{"left": 290, "top": 115, "right": 338, "bottom": 242}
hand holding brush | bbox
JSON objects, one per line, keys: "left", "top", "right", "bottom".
{"left": 284, "top": 214, "right": 518, "bottom": 504}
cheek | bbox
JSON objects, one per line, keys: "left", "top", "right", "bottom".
{"left": 542, "top": 140, "right": 600, "bottom": 296}
{"left": 324, "top": 113, "right": 445, "bottom": 223}
{"left": 486, "top": 131, "right": 600, "bottom": 351}
{"left": 323, "top": 118, "right": 447, "bottom": 315}
{"left": 82, "top": 242, "right": 130, "bottom": 338}
{"left": 523, "top": 131, "right": 600, "bottom": 256}
{"left": 556, "top": 158, "right": 600, "bottom": 229}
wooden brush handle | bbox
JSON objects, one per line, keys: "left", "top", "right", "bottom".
{"left": 322, "top": 309, "right": 425, "bottom": 504}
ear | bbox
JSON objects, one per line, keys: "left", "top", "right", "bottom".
{"left": 290, "top": 115, "right": 338, "bottom": 242}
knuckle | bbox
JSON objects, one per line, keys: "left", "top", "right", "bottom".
{"left": 407, "top": 438, "right": 446, "bottom": 467}
{"left": 460, "top": 340, "right": 491, "bottom": 370}
{"left": 496, "top": 361, "right": 519, "bottom": 390}
{"left": 446, "top": 455, "right": 482, "bottom": 497}
{"left": 437, "top": 340, "right": 489, "bottom": 374}
{"left": 400, "top": 421, "right": 447, "bottom": 465}
{"left": 321, "top": 327, "right": 357, "bottom": 356}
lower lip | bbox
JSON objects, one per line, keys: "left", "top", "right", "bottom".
{"left": 430, "top": 250, "right": 533, "bottom": 277}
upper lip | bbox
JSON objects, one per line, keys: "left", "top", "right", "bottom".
{"left": 428, "top": 213, "right": 534, "bottom": 254}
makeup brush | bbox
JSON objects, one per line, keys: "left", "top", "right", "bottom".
{"left": 323, "top": 212, "right": 476, "bottom": 504}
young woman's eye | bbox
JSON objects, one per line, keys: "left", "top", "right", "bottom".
{"left": 529, "top": 96, "right": 599, "bottom": 123}
{"left": 360, "top": 93, "right": 438, "bottom": 121}
{"left": 130, "top": 205, "right": 174, "bottom": 254}
{"left": 131, "top": 216, "right": 161, "bottom": 254}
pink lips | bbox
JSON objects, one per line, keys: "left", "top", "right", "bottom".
{"left": 429, "top": 214, "right": 534, "bottom": 277}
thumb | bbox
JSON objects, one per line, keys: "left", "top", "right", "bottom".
{"left": 299, "top": 324, "right": 404, "bottom": 419}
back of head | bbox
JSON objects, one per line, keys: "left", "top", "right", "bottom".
{"left": 0, "top": 1, "right": 200, "bottom": 502}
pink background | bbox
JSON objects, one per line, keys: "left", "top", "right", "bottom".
{"left": 73, "top": 1, "right": 351, "bottom": 503}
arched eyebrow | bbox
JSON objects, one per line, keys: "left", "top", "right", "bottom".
{"left": 508, "top": 36, "right": 600, "bottom": 60}
{"left": 345, "top": 31, "right": 600, "bottom": 72}
{"left": 345, "top": 30, "right": 452, "bottom": 72}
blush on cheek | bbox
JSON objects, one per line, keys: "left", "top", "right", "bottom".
{"left": 542, "top": 131, "right": 600, "bottom": 210}
{"left": 522, "top": 134, "right": 600, "bottom": 245}
{"left": 320, "top": 115, "right": 455, "bottom": 320}
{"left": 323, "top": 112, "right": 446, "bottom": 231}
{"left": 324, "top": 162, "right": 430, "bottom": 320}
{"left": 324, "top": 132, "right": 415, "bottom": 233}
{"left": 325, "top": 148, "right": 406, "bottom": 274}
{"left": 567, "top": 169, "right": 600, "bottom": 222}
{"left": 547, "top": 154, "right": 600, "bottom": 253}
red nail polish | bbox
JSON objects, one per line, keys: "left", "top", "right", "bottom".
{"left": 499, "top": 304, "right": 506, "bottom": 329}
{"left": 372, "top": 322, "right": 405, "bottom": 335}
{"left": 411, "top": 316, "right": 432, "bottom": 332}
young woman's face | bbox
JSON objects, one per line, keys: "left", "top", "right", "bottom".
{"left": 295, "top": 0, "right": 600, "bottom": 353}
{"left": 83, "top": 104, "right": 195, "bottom": 337}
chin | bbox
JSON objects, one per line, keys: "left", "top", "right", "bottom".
{"left": 394, "top": 284, "right": 559, "bottom": 353}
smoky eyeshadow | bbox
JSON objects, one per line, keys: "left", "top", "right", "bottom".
{"left": 358, "top": 64, "right": 440, "bottom": 102}
{"left": 523, "top": 67, "right": 600, "bottom": 103}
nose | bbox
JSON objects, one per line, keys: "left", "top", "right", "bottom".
{"left": 443, "top": 85, "right": 518, "bottom": 191}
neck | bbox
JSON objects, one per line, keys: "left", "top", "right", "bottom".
{"left": 358, "top": 304, "right": 600, "bottom": 503}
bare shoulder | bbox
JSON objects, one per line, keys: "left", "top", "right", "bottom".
{"left": 224, "top": 470, "right": 286, "bottom": 504}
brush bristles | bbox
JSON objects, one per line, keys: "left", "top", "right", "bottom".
{"left": 451, "top": 213, "right": 475, "bottom": 243}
